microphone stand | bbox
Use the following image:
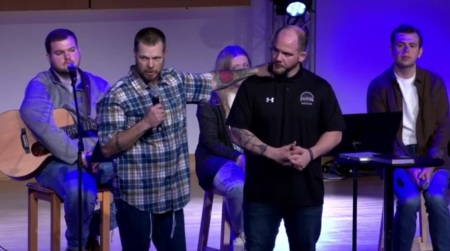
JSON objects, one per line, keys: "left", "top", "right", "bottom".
{"left": 70, "top": 69, "right": 84, "bottom": 251}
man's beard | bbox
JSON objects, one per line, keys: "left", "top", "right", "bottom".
{"left": 52, "top": 66, "right": 70, "bottom": 77}
{"left": 138, "top": 69, "right": 159, "bottom": 84}
{"left": 271, "top": 63, "right": 299, "bottom": 79}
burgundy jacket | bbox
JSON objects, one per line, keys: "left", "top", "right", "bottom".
{"left": 367, "top": 66, "right": 450, "bottom": 170}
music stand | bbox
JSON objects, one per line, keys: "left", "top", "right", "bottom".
{"left": 333, "top": 111, "right": 402, "bottom": 251}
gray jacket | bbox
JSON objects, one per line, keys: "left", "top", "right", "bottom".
{"left": 20, "top": 68, "right": 110, "bottom": 164}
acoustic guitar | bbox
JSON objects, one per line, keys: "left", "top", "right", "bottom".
{"left": 0, "top": 108, "right": 96, "bottom": 180}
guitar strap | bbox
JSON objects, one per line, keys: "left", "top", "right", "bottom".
{"left": 79, "top": 69, "right": 92, "bottom": 118}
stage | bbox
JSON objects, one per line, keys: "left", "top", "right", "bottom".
{"left": 0, "top": 172, "right": 415, "bottom": 251}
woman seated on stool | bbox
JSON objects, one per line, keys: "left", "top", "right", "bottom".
{"left": 195, "top": 45, "right": 250, "bottom": 251}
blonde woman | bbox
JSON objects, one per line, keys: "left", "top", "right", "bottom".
{"left": 195, "top": 45, "right": 251, "bottom": 251}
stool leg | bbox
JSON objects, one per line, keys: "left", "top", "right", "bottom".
{"left": 416, "top": 193, "right": 432, "bottom": 251}
{"left": 28, "top": 190, "right": 38, "bottom": 251}
{"left": 99, "top": 191, "right": 111, "bottom": 251}
{"left": 378, "top": 209, "right": 384, "bottom": 251}
{"left": 419, "top": 194, "right": 429, "bottom": 243}
{"left": 197, "top": 191, "right": 214, "bottom": 251}
{"left": 220, "top": 198, "right": 232, "bottom": 251}
{"left": 50, "top": 194, "right": 61, "bottom": 251}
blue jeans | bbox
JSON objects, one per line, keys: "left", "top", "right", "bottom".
{"left": 36, "top": 160, "right": 116, "bottom": 250}
{"left": 393, "top": 168, "right": 450, "bottom": 251}
{"left": 243, "top": 202, "right": 322, "bottom": 251}
{"left": 213, "top": 161, "right": 245, "bottom": 237}
{"left": 115, "top": 199, "right": 186, "bottom": 251}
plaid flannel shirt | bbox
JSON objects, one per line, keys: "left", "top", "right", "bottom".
{"left": 97, "top": 66, "right": 212, "bottom": 213}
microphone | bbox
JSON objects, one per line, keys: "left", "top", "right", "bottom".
{"left": 419, "top": 178, "right": 429, "bottom": 190}
{"left": 150, "top": 85, "right": 161, "bottom": 132}
{"left": 150, "top": 85, "right": 160, "bottom": 105}
{"left": 67, "top": 63, "right": 78, "bottom": 83}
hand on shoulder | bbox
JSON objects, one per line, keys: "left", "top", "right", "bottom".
{"left": 254, "top": 63, "right": 273, "bottom": 78}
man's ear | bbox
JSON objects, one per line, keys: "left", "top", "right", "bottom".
{"left": 299, "top": 51, "right": 308, "bottom": 63}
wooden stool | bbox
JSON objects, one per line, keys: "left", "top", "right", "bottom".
{"left": 378, "top": 193, "right": 432, "bottom": 251}
{"left": 27, "top": 182, "right": 112, "bottom": 251}
{"left": 197, "top": 189, "right": 232, "bottom": 251}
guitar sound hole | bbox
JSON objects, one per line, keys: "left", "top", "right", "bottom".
{"left": 31, "top": 143, "right": 49, "bottom": 157}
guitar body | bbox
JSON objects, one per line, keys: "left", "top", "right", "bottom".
{"left": 0, "top": 109, "right": 74, "bottom": 180}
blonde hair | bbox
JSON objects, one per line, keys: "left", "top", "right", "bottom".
{"left": 212, "top": 45, "right": 251, "bottom": 118}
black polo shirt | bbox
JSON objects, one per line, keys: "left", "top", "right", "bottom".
{"left": 227, "top": 68, "right": 345, "bottom": 207}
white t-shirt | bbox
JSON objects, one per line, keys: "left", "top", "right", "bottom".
{"left": 395, "top": 73, "right": 418, "bottom": 145}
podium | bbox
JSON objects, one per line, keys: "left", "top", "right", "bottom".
{"left": 334, "top": 156, "right": 443, "bottom": 251}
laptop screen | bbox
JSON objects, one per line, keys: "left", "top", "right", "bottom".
{"left": 328, "top": 111, "right": 402, "bottom": 156}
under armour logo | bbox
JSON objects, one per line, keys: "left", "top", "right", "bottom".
{"left": 266, "top": 97, "right": 275, "bottom": 103}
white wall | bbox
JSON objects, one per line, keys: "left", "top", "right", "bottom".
{"left": 0, "top": 0, "right": 272, "bottom": 153}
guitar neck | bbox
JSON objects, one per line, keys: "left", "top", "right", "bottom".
{"left": 62, "top": 120, "right": 97, "bottom": 138}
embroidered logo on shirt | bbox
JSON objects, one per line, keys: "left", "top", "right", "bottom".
{"left": 266, "top": 97, "right": 275, "bottom": 103}
{"left": 300, "top": 92, "right": 314, "bottom": 105}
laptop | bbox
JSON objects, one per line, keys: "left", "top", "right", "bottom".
{"left": 329, "top": 111, "right": 402, "bottom": 160}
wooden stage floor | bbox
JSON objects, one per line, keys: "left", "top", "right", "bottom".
{"left": 0, "top": 171, "right": 432, "bottom": 251}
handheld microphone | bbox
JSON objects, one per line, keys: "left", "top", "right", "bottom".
{"left": 67, "top": 63, "right": 78, "bottom": 83}
{"left": 150, "top": 85, "right": 161, "bottom": 132}
{"left": 419, "top": 178, "right": 429, "bottom": 190}
{"left": 150, "top": 91, "right": 160, "bottom": 105}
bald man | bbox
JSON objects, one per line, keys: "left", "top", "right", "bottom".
{"left": 227, "top": 25, "right": 345, "bottom": 251}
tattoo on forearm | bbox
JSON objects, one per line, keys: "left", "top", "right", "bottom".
{"left": 217, "top": 71, "right": 233, "bottom": 85}
{"left": 241, "top": 133, "right": 255, "bottom": 147}
{"left": 257, "top": 144, "right": 268, "bottom": 155}
{"left": 214, "top": 68, "right": 255, "bottom": 90}
{"left": 233, "top": 128, "right": 268, "bottom": 155}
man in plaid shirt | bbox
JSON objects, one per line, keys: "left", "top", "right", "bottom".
{"left": 96, "top": 27, "right": 268, "bottom": 251}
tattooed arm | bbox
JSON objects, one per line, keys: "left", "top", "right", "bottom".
{"left": 230, "top": 127, "right": 294, "bottom": 166}
{"left": 210, "top": 64, "right": 270, "bottom": 91}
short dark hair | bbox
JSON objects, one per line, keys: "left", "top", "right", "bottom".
{"left": 391, "top": 24, "right": 423, "bottom": 47}
{"left": 134, "top": 27, "right": 166, "bottom": 53}
{"left": 45, "top": 29, "right": 78, "bottom": 54}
